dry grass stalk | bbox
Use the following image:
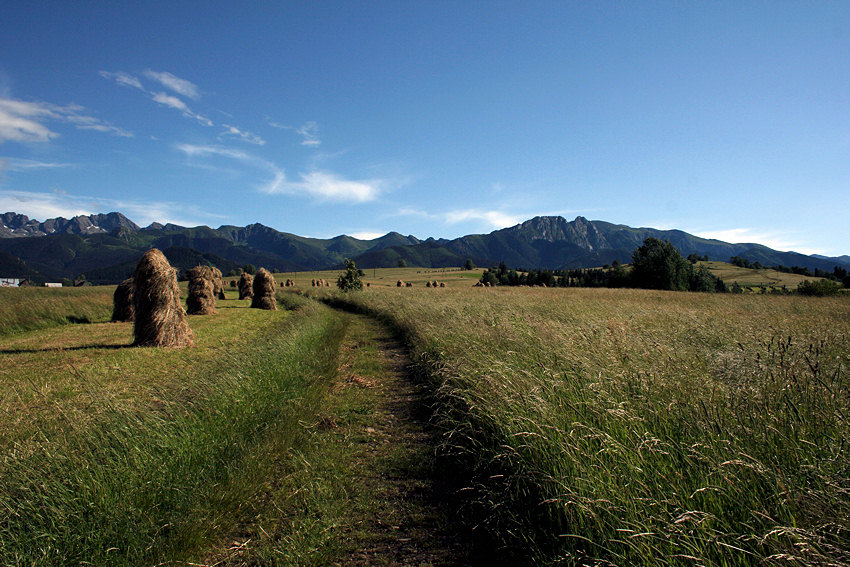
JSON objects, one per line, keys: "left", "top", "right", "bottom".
{"left": 186, "top": 265, "right": 217, "bottom": 315}
{"left": 238, "top": 273, "right": 254, "bottom": 300}
{"left": 132, "top": 249, "right": 194, "bottom": 348}
{"left": 111, "top": 277, "right": 135, "bottom": 322}
{"left": 251, "top": 268, "right": 277, "bottom": 310}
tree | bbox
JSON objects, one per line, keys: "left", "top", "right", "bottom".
{"left": 337, "top": 258, "right": 363, "bottom": 292}
{"left": 397, "top": 258, "right": 407, "bottom": 268}
{"left": 631, "top": 238, "right": 691, "bottom": 291}
{"left": 242, "top": 264, "right": 256, "bottom": 275}
{"left": 464, "top": 258, "right": 475, "bottom": 270}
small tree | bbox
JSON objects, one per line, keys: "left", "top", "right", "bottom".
{"left": 337, "top": 258, "right": 363, "bottom": 292}
{"left": 397, "top": 258, "right": 407, "bottom": 268}
{"left": 464, "top": 258, "right": 475, "bottom": 270}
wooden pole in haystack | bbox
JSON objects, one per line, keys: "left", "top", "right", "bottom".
{"left": 132, "top": 249, "right": 194, "bottom": 348}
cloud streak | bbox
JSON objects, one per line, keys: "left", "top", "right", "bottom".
{"left": 0, "top": 97, "right": 132, "bottom": 144}
{"left": 143, "top": 70, "right": 200, "bottom": 100}
{"left": 177, "top": 144, "right": 380, "bottom": 203}
{"left": 691, "top": 227, "right": 821, "bottom": 255}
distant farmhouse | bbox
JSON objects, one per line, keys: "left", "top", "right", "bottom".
{"left": 1, "top": 278, "right": 21, "bottom": 287}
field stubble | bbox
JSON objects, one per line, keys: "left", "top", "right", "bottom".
{"left": 320, "top": 285, "right": 850, "bottom": 565}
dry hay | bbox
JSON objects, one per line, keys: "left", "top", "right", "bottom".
{"left": 238, "top": 272, "right": 254, "bottom": 300}
{"left": 312, "top": 279, "right": 317, "bottom": 287}
{"left": 474, "top": 281, "right": 484, "bottom": 287}
{"left": 426, "top": 281, "right": 432, "bottom": 288}
{"left": 186, "top": 265, "right": 217, "bottom": 315}
{"left": 432, "top": 280, "right": 439, "bottom": 288}
{"left": 439, "top": 282, "right": 446, "bottom": 287}
{"left": 406, "top": 282, "right": 413, "bottom": 287}
{"left": 325, "top": 280, "right": 330, "bottom": 287}
{"left": 251, "top": 268, "right": 278, "bottom": 310}
{"left": 111, "top": 277, "right": 135, "bottom": 322}
{"left": 210, "top": 266, "right": 226, "bottom": 299}
{"left": 132, "top": 249, "right": 194, "bottom": 348}
{"left": 397, "top": 279, "right": 403, "bottom": 287}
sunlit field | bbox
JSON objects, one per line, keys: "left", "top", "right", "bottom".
{"left": 318, "top": 285, "right": 850, "bottom": 565}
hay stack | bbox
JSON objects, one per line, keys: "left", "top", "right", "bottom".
{"left": 210, "top": 267, "right": 226, "bottom": 299}
{"left": 186, "top": 265, "right": 217, "bottom": 315}
{"left": 406, "top": 282, "right": 413, "bottom": 287}
{"left": 426, "top": 281, "right": 432, "bottom": 288}
{"left": 132, "top": 249, "right": 194, "bottom": 348}
{"left": 230, "top": 280, "right": 237, "bottom": 288}
{"left": 311, "top": 279, "right": 317, "bottom": 287}
{"left": 440, "top": 282, "right": 446, "bottom": 287}
{"left": 111, "top": 277, "right": 135, "bottom": 322}
{"left": 397, "top": 280, "right": 404, "bottom": 287}
{"left": 238, "top": 272, "right": 254, "bottom": 300}
{"left": 251, "top": 268, "right": 277, "bottom": 310}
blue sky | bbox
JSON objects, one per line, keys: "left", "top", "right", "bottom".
{"left": 1, "top": 2, "right": 848, "bottom": 255}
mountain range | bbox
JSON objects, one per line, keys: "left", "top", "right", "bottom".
{"left": 0, "top": 211, "right": 847, "bottom": 285}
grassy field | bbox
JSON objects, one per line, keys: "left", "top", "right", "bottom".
{"left": 0, "top": 289, "right": 349, "bottom": 564}
{"left": 316, "top": 285, "right": 850, "bottom": 565}
{"left": 703, "top": 261, "right": 830, "bottom": 291}
{"left": 266, "top": 266, "right": 484, "bottom": 288}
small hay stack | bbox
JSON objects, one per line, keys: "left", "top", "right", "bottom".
{"left": 186, "top": 265, "right": 217, "bottom": 315}
{"left": 132, "top": 249, "right": 194, "bottom": 348}
{"left": 230, "top": 280, "right": 237, "bottom": 288}
{"left": 406, "top": 282, "right": 412, "bottom": 287}
{"left": 111, "top": 277, "right": 135, "bottom": 322}
{"left": 210, "top": 267, "right": 226, "bottom": 299}
{"left": 238, "top": 272, "right": 254, "bottom": 300}
{"left": 426, "top": 281, "right": 432, "bottom": 288}
{"left": 251, "top": 268, "right": 277, "bottom": 310}
{"left": 440, "top": 282, "right": 446, "bottom": 287}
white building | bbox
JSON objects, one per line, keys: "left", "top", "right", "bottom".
{"left": 0, "top": 278, "right": 21, "bottom": 287}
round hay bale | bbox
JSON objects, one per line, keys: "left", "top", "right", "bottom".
{"left": 132, "top": 249, "right": 194, "bottom": 348}
{"left": 111, "top": 277, "right": 135, "bottom": 322}
{"left": 251, "top": 268, "right": 277, "bottom": 310}
{"left": 238, "top": 272, "right": 254, "bottom": 300}
{"left": 186, "top": 266, "right": 217, "bottom": 315}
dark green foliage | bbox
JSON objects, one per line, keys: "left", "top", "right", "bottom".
{"left": 464, "top": 259, "right": 475, "bottom": 270}
{"left": 631, "top": 238, "right": 691, "bottom": 291}
{"left": 242, "top": 264, "right": 256, "bottom": 275}
{"left": 336, "top": 258, "right": 363, "bottom": 292}
{"left": 797, "top": 279, "right": 843, "bottom": 296}
{"left": 397, "top": 258, "right": 407, "bottom": 268}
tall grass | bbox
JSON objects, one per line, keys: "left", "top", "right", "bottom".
{"left": 0, "top": 286, "right": 113, "bottom": 335}
{"left": 0, "top": 292, "right": 347, "bottom": 565}
{"left": 320, "top": 286, "right": 850, "bottom": 565}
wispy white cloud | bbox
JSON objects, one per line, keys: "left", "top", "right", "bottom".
{"left": 691, "top": 227, "right": 822, "bottom": 255}
{"left": 177, "top": 143, "right": 380, "bottom": 203}
{"left": 0, "top": 188, "right": 222, "bottom": 227}
{"left": 0, "top": 97, "right": 132, "bottom": 143}
{"left": 349, "top": 231, "right": 386, "bottom": 240}
{"left": 443, "top": 209, "right": 522, "bottom": 229}
{"left": 219, "top": 124, "right": 265, "bottom": 145}
{"left": 143, "top": 70, "right": 200, "bottom": 100}
{"left": 99, "top": 70, "right": 143, "bottom": 90}
{"left": 151, "top": 92, "right": 213, "bottom": 126}
{"left": 0, "top": 157, "right": 73, "bottom": 172}
{"left": 296, "top": 121, "right": 321, "bottom": 147}
{"left": 268, "top": 119, "right": 322, "bottom": 147}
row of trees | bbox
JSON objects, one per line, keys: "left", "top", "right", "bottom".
{"left": 481, "top": 238, "right": 728, "bottom": 292}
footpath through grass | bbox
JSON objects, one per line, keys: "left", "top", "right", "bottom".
{"left": 316, "top": 286, "right": 850, "bottom": 566}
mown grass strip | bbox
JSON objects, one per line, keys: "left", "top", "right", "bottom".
{"left": 0, "top": 286, "right": 113, "bottom": 336}
{"left": 0, "top": 292, "right": 346, "bottom": 565}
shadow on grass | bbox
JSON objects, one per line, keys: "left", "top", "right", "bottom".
{"left": 1, "top": 343, "right": 134, "bottom": 354}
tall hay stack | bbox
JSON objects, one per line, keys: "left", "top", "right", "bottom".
{"left": 251, "top": 268, "right": 277, "bottom": 310}
{"left": 238, "top": 273, "right": 254, "bottom": 300}
{"left": 211, "top": 267, "right": 226, "bottom": 299}
{"left": 132, "top": 249, "right": 194, "bottom": 348}
{"left": 111, "top": 277, "right": 135, "bottom": 322}
{"left": 186, "top": 266, "right": 217, "bottom": 315}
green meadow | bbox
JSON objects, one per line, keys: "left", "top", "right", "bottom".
{"left": 0, "top": 278, "right": 848, "bottom": 565}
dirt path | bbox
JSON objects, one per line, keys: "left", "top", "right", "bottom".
{"left": 328, "top": 312, "right": 475, "bottom": 566}
{"left": 202, "top": 310, "right": 478, "bottom": 566}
